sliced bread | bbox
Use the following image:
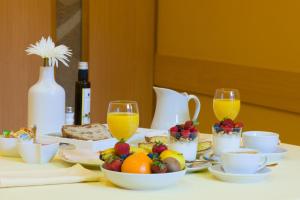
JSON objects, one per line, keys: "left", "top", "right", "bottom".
{"left": 62, "top": 123, "right": 111, "bottom": 141}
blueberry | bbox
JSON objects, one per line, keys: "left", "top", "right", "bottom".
{"left": 233, "top": 128, "right": 241, "bottom": 133}
{"left": 175, "top": 132, "right": 181, "bottom": 140}
{"left": 147, "top": 153, "right": 153, "bottom": 159}
{"left": 120, "top": 154, "right": 129, "bottom": 160}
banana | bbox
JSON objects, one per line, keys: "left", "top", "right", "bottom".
{"left": 130, "top": 146, "right": 150, "bottom": 154}
{"left": 99, "top": 148, "right": 115, "bottom": 161}
{"left": 100, "top": 146, "right": 149, "bottom": 161}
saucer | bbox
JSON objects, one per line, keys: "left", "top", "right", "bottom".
{"left": 185, "top": 160, "right": 212, "bottom": 173}
{"left": 209, "top": 164, "right": 271, "bottom": 183}
{"left": 260, "top": 147, "right": 287, "bottom": 165}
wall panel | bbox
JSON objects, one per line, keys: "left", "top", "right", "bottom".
{"left": 0, "top": 0, "right": 55, "bottom": 130}
{"left": 88, "top": 0, "right": 156, "bottom": 127}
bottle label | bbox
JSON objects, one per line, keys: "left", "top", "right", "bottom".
{"left": 81, "top": 88, "right": 91, "bottom": 124}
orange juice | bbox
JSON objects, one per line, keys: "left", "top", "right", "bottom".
{"left": 213, "top": 99, "right": 240, "bottom": 121}
{"left": 107, "top": 112, "right": 139, "bottom": 140}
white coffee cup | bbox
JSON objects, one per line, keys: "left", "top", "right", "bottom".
{"left": 221, "top": 149, "right": 267, "bottom": 174}
{"left": 243, "top": 131, "right": 279, "bottom": 153}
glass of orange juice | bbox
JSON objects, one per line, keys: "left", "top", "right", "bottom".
{"left": 213, "top": 88, "right": 240, "bottom": 121}
{"left": 107, "top": 101, "right": 139, "bottom": 140}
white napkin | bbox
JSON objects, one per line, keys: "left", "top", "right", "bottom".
{"left": 0, "top": 164, "right": 101, "bottom": 188}
{"left": 60, "top": 149, "right": 101, "bottom": 165}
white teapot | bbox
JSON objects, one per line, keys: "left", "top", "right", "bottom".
{"left": 151, "top": 87, "right": 201, "bottom": 130}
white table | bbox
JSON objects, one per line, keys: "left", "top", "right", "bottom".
{"left": 0, "top": 134, "right": 300, "bottom": 200}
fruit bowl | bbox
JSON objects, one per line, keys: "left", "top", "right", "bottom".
{"left": 100, "top": 165, "right": 186, "bottom": 190}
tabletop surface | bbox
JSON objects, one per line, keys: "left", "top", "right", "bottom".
{"left": 0, "top": 134, "right": 300, "bottom": 200}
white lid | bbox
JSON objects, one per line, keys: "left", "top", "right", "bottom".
{"left": 78, "top": 62, "right": 88, "bottom": 70}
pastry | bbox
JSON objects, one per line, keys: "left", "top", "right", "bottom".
{"left": 145, "top": 136, "right": 168, "bottom": 143}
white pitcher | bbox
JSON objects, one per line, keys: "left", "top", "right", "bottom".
{"left": 151, "top": 87, "right": 201, "bottom": 130}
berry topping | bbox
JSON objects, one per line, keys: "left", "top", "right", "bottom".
{"left": 114, "top": 139, "right": 130, "bottom": 156}
{"left": 170, "top": 126, "right": 178, "bottom": 133}
{"left": 181, "top": 129, "right": 190, "bottom": 138}
{"left": 184, "top": 120, "right": 193, "bottom": 130}
{"left": 152, "top": 142, "right": 168, "bottom": 154}
{"left": 169, "top": 121, "right": 198, "bottom": 141}
{"left": 214, "top": 119, "right": 243, "bottom": 134}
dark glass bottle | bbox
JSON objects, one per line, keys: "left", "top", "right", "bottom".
{"left": 75, "top": 62, "right": 91, "bottom": 125}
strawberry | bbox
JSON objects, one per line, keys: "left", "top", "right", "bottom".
{"left": 114, "top": 139, "right": 130, "bottom": 156}
{"left": 189, "top": 126, "right": 197, "bottom": 133}
{"left": 181, "top": 129, "right": 190, "bottom": 138}
{"left": 103, "top": 156, "right": 123, "bottom": 171}
{"left": 151, "top": 160, "right": 167, "bottom": 173}
{"left": 170, "top": 126, "right": 178, "bottom": 133}
{"left": 184, "top": 120, "right": 193, "bottom": 130}
{"left": 234, "top": 122, "right": 244, "bottom": 128}
{"left": 222, "top": 126, "right": 233, "bottom": 133}
{"left": 152, "top": 142, "right": 168, "bottom": 154}
{"left": 221, "top": 118, "right": 234, "bottom": 128}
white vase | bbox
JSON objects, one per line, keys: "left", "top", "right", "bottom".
{"left": 28, "top": 66, "right": 65, "bottom": 135}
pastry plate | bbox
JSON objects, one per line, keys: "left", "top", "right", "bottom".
{"left": 58, "top": 144, "right": 102, "bottom": 167}
{"left": 185, "top": 161, "right": 212, "bottom": 173}
{"left": 209, "top": 164, "right": 271, "bottom": 183}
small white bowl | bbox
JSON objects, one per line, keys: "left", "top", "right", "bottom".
{"left": 0, "top": 137, "right": 20, "bottom": 157}
{"left": 18, "top": 141, "right": 59, "bottom": 164}
{"left": 101, "top": 166, "right": 186, "bottom": 190}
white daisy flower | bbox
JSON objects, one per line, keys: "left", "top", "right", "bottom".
{"left": 25, "top": 36, "right": 72, "bottom": 67}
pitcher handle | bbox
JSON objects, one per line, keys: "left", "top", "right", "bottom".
{"left": 188, "top": 95, "right": 201, "bottom": 121}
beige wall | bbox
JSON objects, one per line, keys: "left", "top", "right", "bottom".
{"left": 156, "top": 0, "right": 300, "bottom": 144}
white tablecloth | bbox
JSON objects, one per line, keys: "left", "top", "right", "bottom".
{"left": 0, "top": 134, "right": 300, "bottom": 200}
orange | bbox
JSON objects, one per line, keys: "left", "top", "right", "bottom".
{"left": 121, "top": 152, "right": 152, "bottom": 174}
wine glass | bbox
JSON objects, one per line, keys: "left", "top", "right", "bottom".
{"left": 107, "top": 101, "right": 139, "bottom": 140}
{"left": 213, "top": 88, "right": 240, "bottom": 121}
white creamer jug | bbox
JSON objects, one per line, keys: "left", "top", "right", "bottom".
{"left": 151, "top": 87, "right": 201, "bottom": 130}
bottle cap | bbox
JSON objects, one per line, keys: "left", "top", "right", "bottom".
{"left": 78, "top": 62, "right": 88, "bottom": 70}
{"left": 66, "top": 106, "right": 73, "bottom": 113}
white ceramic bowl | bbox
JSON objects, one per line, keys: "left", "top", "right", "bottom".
{"left": 0, "top": 137, "right": 19, "bottom": 157}
{"left": 101, "top": 166, "right": 186, "bottom": 190}
{"left": 18, "top": 141, "right": 59, "bottom": 164}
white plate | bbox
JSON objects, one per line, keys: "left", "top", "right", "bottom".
{"left": 59, "top": 145, "right": 103, "bottom": 167}
{"left": 101, "top": 165, "right": 186, "bottom": 190}
{"left": 203, "top": 151, "right": 220, "bottom": 163}
{"left": 209, "top": 164, "right": 271, "bottom": 183}
{"left": 186, "top": 161, "right": 211, "bottom": 173}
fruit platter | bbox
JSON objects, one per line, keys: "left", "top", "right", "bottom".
{"left": 99, "top": 139, "right": 186, "bottom": 189}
